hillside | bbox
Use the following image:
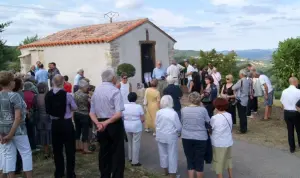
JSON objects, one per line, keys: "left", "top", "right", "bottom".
{"left": 174, "top": 49, "right": 274, "bottom": 60}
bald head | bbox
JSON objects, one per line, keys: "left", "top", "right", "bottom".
{"left": 289, "top": 77, "right": 298, "bottom": 86}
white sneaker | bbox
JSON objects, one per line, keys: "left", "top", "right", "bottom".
{"left": 247, "top": 115, "right": 254, "bottom": 119}
{"left": 153, "top": 132, "right": 156, "bottom": 136}
{"left": 145, "top": 129, "right": 150, "bottom": 133}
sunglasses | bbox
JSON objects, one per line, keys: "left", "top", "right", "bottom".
{"left": 123, "top": 77, "right": 128, "bottom": 79}
{"left": 226, "top": 78, "right": 230, "bottom": 80}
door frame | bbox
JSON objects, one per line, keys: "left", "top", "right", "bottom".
{"left": 139, "top": 41, "right": 156, "bottom": 83}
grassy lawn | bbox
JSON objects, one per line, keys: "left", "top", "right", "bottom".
{"left": 30, "top": 150, "right": 162, "bottom": 178}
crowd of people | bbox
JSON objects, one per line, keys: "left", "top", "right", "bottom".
{"left": 0, "top": 59, "right": 300, "bottom": 178}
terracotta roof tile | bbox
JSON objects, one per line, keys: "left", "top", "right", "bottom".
{"left": 21, "top": 18, "right": 174, "bottom": 49}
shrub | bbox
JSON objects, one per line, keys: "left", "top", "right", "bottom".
{"left": 117, "top": 63, "right": 136, "bottom": 78}
{"left": 274, "top": 90, "right": 282, "bottom": 100}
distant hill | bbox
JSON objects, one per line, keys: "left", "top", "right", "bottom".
{"left": 174, "top": 49, "right": 275, "bottom": 60}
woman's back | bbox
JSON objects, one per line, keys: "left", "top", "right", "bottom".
{"left": 36, "top": 93, "right": 47, "bottom": 116}
{"left": 145, "top": 88, "right": 160, "bottom": 105}
{"left": 0, "top": 91, "right": 27, "bottom": 135}
{"left": 210, "top": 112, "right": 233, "bottom": 147}
{"left": 192, "top": 80, "right": 201, "bottom": 93}
{"left": 181, "top": 106, "right": 210, "bottom": 140}
{"left": 36, "top": 93, "right": 51, "bottom": 130}
{"left": 156, "top": 108, "right": 181, "bottom": 143}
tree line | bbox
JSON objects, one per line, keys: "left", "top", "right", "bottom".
{"left": 0, "top": 22, "right": 39, "bottom": 72}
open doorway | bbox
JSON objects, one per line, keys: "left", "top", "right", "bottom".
{"left": 140, "top": 42, "right": 156, "bottom": 88}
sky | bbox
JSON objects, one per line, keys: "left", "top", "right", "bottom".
{"left": 1, "top": 0, "right": 300, "bottom": 50}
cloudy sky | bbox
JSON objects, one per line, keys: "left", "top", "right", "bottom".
{"left": 0, "top": 0, "right": 299, "bottom": 50}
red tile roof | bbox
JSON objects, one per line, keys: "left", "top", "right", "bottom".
{"left": 20, "top": 18, "right": 176, "bottom": 49}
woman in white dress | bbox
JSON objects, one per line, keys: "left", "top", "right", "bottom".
{"left": 117, "top": 72, "right": 132, "bottom": 104}
{"left": 156, "top": 95, "right": 182, "bottom": 178}
{"left": 123, "top": 92, "right": 144, "bottom": 167}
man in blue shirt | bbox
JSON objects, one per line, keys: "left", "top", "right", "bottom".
{"left": 35, "top": 64, "right": 49, "bottom": 84}
{"left": 152, "top": 60, "right": 167, "bottom": 96}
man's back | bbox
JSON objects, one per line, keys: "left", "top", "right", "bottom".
{"left": 36, "top": 69, "right": 48, "bottom": 83}
{"left": 90, "top": 82, "right": 124, "bottom": 118}
{"left": 259, "top": 74, "right": 273, "bottom": 93}
{"left": 281, "top": 86, "right": 300, "bottom": 111}
{"left": 167, "top": 65, "right": 180, "bottom": 77}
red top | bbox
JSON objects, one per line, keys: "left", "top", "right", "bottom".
{"left": 64, "top": 82, "right": 72, "bottom": 93}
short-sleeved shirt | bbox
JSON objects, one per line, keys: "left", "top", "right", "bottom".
{"left": 181, "top": 106, "right": 210, "bottom": 140}
{"left": 90, "top": 82, "right": 125, "bottom": 118}
{"left": 280, "top": 85, "right": 300, "bottom": 111}
{"left": 64, "top": 82, "right": 72, "bottom": 93}
{"left": 152, "top": 68, "right": 166, "bottom": 80}
{"left": 210, "top": 112, "right": 233, "bottom": 147}
{"left": 186, "top": 65, "right": 195, "bottom": 81}
{"left": 74, "top": 90, "right": 89, "bottom": 115}
{"left": 232, "top": 77, "right": 250, "bottom": 107}
{"left": 123, "top": 103, "right": 144, "bottom": 133}
{"left": 259, "top": 74, "right": 273, "bottom": 93}
{"left": 0, "top": 91, "right": 27, "bottom": 136}
{"left": 35, "top": 69, "right": 48, "bottom": 83}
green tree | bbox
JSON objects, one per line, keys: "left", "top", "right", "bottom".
{"left": 272, "top": 37, "right": 300, "bottom": 89}
{"left": 117, "top": 63, "right": 136, "bottom": 78}
{"left": 20, "top": 34, "right": 39, "bottom": 46}
{"left": 0, "top": 22, "right": 12, "bottom": 70}
{"left": 195, "top": 49, "right": 238, "bottom": 82}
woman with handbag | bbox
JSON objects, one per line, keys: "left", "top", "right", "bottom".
{"left": 211, "top": 98, "right": 233, "bottom": 178}
{"left": 201, "top": 75, "right": 218, "bottom": 117}
{"left": 220, "top": 74, "right": 236, "bottom": 124}
{"left": 181, "top": 92, "right": 210, "bottom": 178}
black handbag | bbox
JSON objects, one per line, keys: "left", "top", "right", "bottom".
{"left": 204, "top": 133, "right": 213, "bottom": 164}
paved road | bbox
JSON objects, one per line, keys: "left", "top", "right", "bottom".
{"left": 131, "top": 132, "right": 300, "bottom": 178}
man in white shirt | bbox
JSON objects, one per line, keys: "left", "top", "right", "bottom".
{"left": 166, "top": 60, "right": 184, "bottom": 85}
{"left": 255, "top": 71, "right": 273, "bottom": 120}
{"left": 280, "top": 77, "right": 300, "bottom": 153}
{"left": 184, "top": 59, "right": 195, "bottom": 90}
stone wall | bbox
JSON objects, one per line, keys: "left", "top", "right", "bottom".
{"left": 168, "top": 42, "right": 175, "bottom": 64}
{"left": 109, "top": 41, "right": 120, "bottom": 71}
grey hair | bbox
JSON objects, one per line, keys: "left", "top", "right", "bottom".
{"left": 166, "top": 76, "right": 176, "bottom": 85}
{"left": 77, "top": 68, "right": 84, "bottom": 73}
{"left": 101, "top": 69, "right": 115, "bottom": 82}
{"left": 156, "top": 60, "right": 162, "bottom": 64}
{"left": 79, "top": 79, "right": 89, "bottom": 89}
{"left": 24, "top": 74, "right": 32, "bottom": 81}
{"left": 188, "top": 92, "right": 201, "bottom": 105}
{"left": 171, "top": 60, "right": 177, "bottom": 65}
{"left": 239, "top": 69, "right": 247, "bottom": 76}
{"left": 23, "top": 74, "right": 35, "bottom": 83}
{"left": 160, "top": 95, "right": 174, "bottom": 109}
{"left": 52, "top": 74, "right": 64, "bottom": 88}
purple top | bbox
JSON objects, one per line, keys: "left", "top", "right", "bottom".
{"left": 52, "top": 88, "right": 77, "bottom": 119}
